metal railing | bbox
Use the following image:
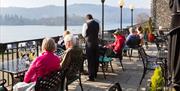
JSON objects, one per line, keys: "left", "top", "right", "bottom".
{"left": 0, "top": 36, "right": 60, "bottom": 88}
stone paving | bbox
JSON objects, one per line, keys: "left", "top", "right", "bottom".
{"left": 68, "top": 44, "right": 158, "bottom": 91}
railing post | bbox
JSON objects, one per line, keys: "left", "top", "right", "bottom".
{"left": 0, "top": 44, "right": 6, "bottom": 81}
{"left": 0, "top": 44, "right": 7, "bottom": 53}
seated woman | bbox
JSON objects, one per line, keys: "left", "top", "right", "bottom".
{"left": 23, "top": 37, "right": 61, "bottom": 83}
{"left": 126, "top": 27, "right": 141, "bottom": 48}
{"left": 57, "top": 31, "right": 71, "bottom": 50}
{"left": 60, "top": 34, "right": 84, "bottom": 83}
{"left": 105, "top": 31, "right": 125, "bottom": 58}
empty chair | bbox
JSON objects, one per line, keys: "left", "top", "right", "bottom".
{"left": 138, "top": 47, "right": 160, "bottom": 85}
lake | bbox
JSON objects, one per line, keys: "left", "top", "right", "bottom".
{"left": 0, "top": 23, "right": 130, "bottom": 43}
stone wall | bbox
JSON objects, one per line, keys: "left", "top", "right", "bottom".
{"left": 151, "top": 0, "right": 171, "bottom": 29}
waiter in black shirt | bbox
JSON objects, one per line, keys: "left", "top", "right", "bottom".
{"left": 82, "top": 14, "right": 100, "bottom": 81}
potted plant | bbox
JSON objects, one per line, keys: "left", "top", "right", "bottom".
{"left": 146, "top": 17, "right": 155, "bottom": 42}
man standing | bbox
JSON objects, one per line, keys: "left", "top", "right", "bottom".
{"left": 82, "top": 14, "right": 100, "bottom": 81}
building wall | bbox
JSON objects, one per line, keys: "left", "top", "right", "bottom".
{"left": 151, "top": 0, "right": 171, "bottom": 29}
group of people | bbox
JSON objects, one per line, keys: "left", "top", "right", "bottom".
{"left": 107, "top": 26, "right": 144, "bottom": 57}
{"left": 13, "top": 14, "right": 100, "bottom": 90}
{"left": 14, "top": 14, "right": 146, "bottom": 91}
{"left": 14, "top": 29, "right": 79, "bottom": 90}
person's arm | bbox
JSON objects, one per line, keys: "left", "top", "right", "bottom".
{"left": 82, "top": 23, "right": 88, "bottom": 37}
{"left": 60, "top": 49, "right": 72, "bottom": 70}
{"left": 126, "top": 35, "right": 131, "bottom": 41}
{"left": 23, "top": 59, "right": 37, "bottom": 83}
{"left": 106, "top": 40, "right": 116, "bottom": 49}
{"left": 98, "top": 23, "right": 102, "bottom": 39}
{"left": 115, "top": 38, "right": 125, "bottom": 52}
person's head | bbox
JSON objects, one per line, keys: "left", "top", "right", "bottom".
{"left": 64, "top": 34, "right": 73, "bottom": 49}
{"left": 63, "top": 30, "right": 70, "bottom": 37}
{"left": 129, "top": 27, "right": 135, "bottom": 34}
{"left": 85, "top": 14, "right": 93, "bottom": 21}
{"left": 41, "top": 37, "right": 56, "bottom": 52}
{"left": 113, "top": 30, "right": 121, "bottom": 37}
{"left": 136, "top": 26, "right": 142, "bottom": 33}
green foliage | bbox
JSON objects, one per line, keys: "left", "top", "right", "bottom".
{"left": 150, "top": 67, "right": 165, "bottom": 91}
{"left": 141, "top": 17, "right": 153, "bottom": 34}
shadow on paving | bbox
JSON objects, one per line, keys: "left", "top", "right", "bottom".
{"left": 68, "top": 45, "right": 157, "bottom": 91}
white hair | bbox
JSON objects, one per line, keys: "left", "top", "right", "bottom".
{"left": 64, "top": 34, "right": 73, "bottom": 44}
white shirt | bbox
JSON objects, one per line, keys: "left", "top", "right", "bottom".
{"left": 82, "top": 20, "right": 92, "bottom": 37}
{"left": 82, "top": 19, "right": 101, "bottom": 38}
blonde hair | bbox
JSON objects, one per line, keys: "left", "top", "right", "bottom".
{"left": 129, "top": 27, "right": 135, "bottom": 34}
{"left": 41, "top": 37, "right": 56, "bottom": 52}
{"left": 63, "top": 31, "right": 70, "bottom": 37}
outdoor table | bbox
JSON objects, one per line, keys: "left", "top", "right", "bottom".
{"left": 0, "top": 59, "right": 29, "bottom": 90}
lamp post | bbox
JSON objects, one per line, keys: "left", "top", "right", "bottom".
{"left": 129, "top": 4, "right": 134, "bottom": 27}
{"left": 64, "top": 0, "right": 67, "bottom": 31}
{"left": 101, "top": 0, "right": 105, "bottom": 39}
{"left": 119, "top": 0, "right": 124, "bottom": 31}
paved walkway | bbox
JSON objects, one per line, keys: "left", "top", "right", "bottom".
{"left": 68, "top": 44, "right": 158, "bottom": 91}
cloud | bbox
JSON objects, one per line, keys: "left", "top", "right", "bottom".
{"left": 0, "top": 0, "right": 151, "bottom": 9}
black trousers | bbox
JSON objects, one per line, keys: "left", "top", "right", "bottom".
{"left": 86, "top": 45, "right": 99, "bottom": 79}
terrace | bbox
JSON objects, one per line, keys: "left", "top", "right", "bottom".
{"left": 0, "top": 0, "right": 178, "bottom": 91}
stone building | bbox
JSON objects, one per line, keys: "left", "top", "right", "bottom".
{"left": 151, "top": 0, "right": 171, "bottom": 29}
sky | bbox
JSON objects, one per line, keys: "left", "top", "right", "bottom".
{"left": 0, "top": 0, "right": 151, "bottom": 9}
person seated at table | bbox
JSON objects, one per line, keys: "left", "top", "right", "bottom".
{"left": 105, "top": 30, "right": 125, "bottom": 58}
{"left": 60, "top": 34, "right": 83, "bottom": 82}
{"left": 123, "top": 27, "right": 140, "bottom": 55}
{"left": 136, "top": 26, "right": 144, "bottom": 46}
{"left": 57, "top": 30, "right": 71, "bottom": 50}
{"left": 126, "top": 27, "right": 141, "bottom": 48}
{"left": 23, "top": 37, "right": 61, "bottom": 83}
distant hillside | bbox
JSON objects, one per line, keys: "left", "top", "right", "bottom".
{"left": 0, "top": 4, "right": 150, "bottom": 25}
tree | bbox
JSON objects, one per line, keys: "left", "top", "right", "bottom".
{"left": 135, "top": 12, "right": 149, "bottom": 24}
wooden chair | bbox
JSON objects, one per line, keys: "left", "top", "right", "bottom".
{"left": 35, "top": 70, "right": 65, "bottom": 91}
{"left": 0, "top": 79, "right": 8, "bottom": 91}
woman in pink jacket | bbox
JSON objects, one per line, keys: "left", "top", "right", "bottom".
{"left": 24, "top": 37, "right": 61, "bottom": 83}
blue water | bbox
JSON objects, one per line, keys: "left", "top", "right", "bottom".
{"left": 0, "top": 23, "right": 130, "bottom": 43}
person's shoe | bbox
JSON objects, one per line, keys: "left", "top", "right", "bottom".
{"left": 87, "top": 78, "right": 95, "bottom": 81}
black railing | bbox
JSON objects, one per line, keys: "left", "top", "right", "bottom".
{"left": 0, "top": 36, "right": 60, "bottom": 88}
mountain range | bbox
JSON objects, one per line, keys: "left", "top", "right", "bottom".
{"left": 0, "top": 4, "right": 150, "bottom": 25}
